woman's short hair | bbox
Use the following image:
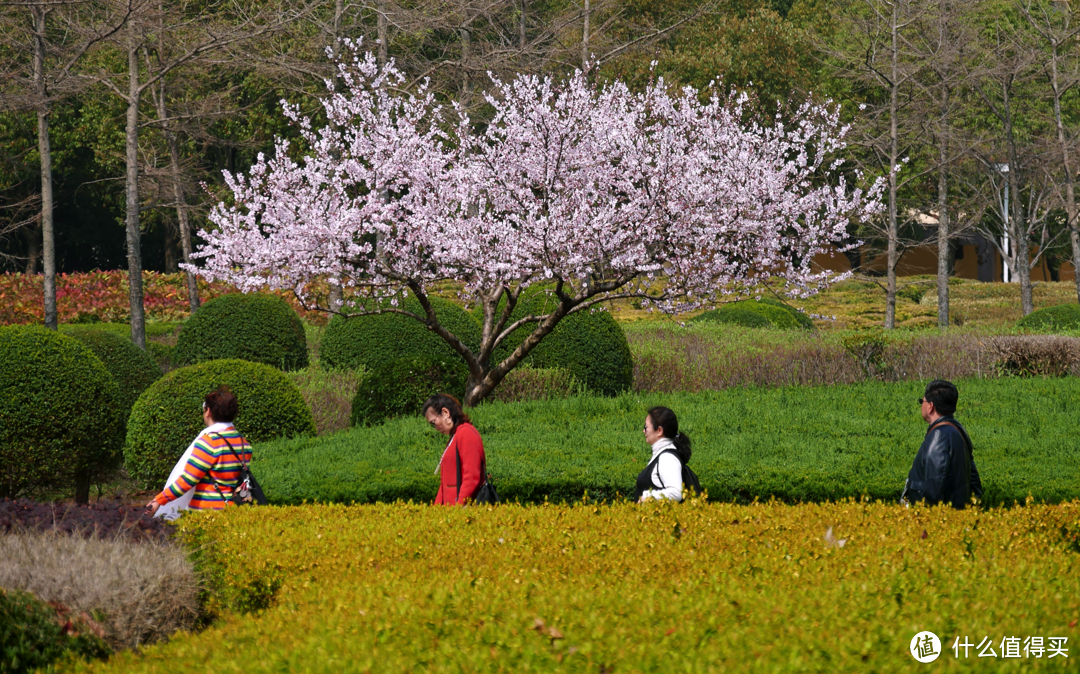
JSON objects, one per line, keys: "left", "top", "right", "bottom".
{"left": 647, "top": 405, "right": 692, "bottom": 464}
{"left": 422, "top": 393, "right": 470, "bottom": 431}
{"left": 204, "top": 386, "right": 239, "bottom": 422}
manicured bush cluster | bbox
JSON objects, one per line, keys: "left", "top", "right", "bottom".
{"left": 124, "top": 359, "right": 316, "bottom": 489}
{"left": 0, "top": 326, "right": 124, "bottom": 500}
{"left": 174, "top": 293, "right": 309, "bottom": 371}
{"left": 62, "top": 327, "right": 162, "bottom": 414}
{"left": 1016, "top": 303, "right": 1080, "bottom": 332}
{"left": 0, "top": 588, "right": 110, "bottom": 673}
{"left": 351, "top": 355, "right": 465, "bottom": 427}
{"left": 691, "top": 297, "right": 814, "bottom": 330}
{"left": 134, "top": 501, "right": 1080, "bottom": 673}
{"left": 486, "top": 291, "right": 633, "bottom": 397}
{"left": 253, "top": 377, "right": 1080, "bottom": 506}
{"left": 320, "top": 297, "right": 481, "bottom": 376}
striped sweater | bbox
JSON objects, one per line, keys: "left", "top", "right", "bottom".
{"left": 154, "top": 426, "right": 252, "bottom": 510}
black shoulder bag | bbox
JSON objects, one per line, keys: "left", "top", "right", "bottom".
{"left": 209, "top": 432, "right": 268, "bottom": 506}
{"left": 657, "top": 449, "right": 704, "bottom": 498}
{"left": 455, "top": 441, "right": 499, "bottom": 505}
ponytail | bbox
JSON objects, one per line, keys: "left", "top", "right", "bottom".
{"left": 647, "top": 406, "right": 692, "bottom": 464}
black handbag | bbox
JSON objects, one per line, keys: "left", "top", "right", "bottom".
{"left": 456, "top": 443, "right": 499, "bottom": 505}
{"left": 209, "top": 432, "right": 268, "bottom": 506}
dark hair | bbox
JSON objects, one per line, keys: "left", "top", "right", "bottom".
{"left": 924, "top": 379, "right": 958, "bottom": 416}
{"left": 204, "top": 386, "right": 239, "bottom": 422}
{"left": 422, "top": 393, "right": 471, "bottom": 433}
{"left": 647, "top": 406, "right": 692, "bottom": 464}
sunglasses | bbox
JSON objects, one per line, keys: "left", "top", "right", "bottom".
{"left": 918, "top": 397, "right": 930, "bottom": 405}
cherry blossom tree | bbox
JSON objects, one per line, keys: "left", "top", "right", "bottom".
{"left": 192, "top": 42, "right": 884, "bottom": 405}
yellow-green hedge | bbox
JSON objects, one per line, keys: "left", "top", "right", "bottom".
{"left": 70, "top": 501, "right": 1080, "bottom": 673}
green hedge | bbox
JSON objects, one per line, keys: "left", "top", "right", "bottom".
{"left": 62, "top": 327, "right": 162, "bottom": 415}
{"left": 0, "top": 589, "right": 110, "bottom": 673}
{"left": 351, "top": 355, "right": 465, "bottom": 427}
{"left": 320, "top": 297, "right": 480, "bottom": 375}
{"left": 174, "top": 294, "right": 308, "bottom": 371}
{"left": 1016, "top": 303, "right": 1080, "bottom": 332}
{"left": 253, "top": 377, "right": 1080, "bottom": 507}
{"left": 124, "top": 359, "right": 316, "bottom": 489}
{"left": 0, "top": 326, "right": 124, "bottom": 499}
{"left": 483, "top": 291, "right": 633, "bottom": 397}
{"left": 691, "top": 297, "right": 813, "bottom": 330}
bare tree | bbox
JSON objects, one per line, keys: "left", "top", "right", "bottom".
{"left": 0, "top": 0, "right": 131, "bottom": 329}
{"left": 968, "top": 17, "right": 1056, "bottom": 314}
{"left": 1023, "top": 0, "right": 1080, "bottom": 303}
{"left": 830, "top": 0, "right": 929, "bottom": 328}
{"left": 84, "top": 0, "right": 313, "bottom": 348}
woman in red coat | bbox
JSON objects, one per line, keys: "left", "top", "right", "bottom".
{"left": 423, "top": 394, "right": 486, "bottom": 505}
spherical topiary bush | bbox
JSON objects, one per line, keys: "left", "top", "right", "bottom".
{"left": 124, "top": 359, "right": 316, "bottom": 488}
{"left": 173, "top": 293, "right": 308, "bottom": 371}
{"left": 487, "top": 291, "right": 634, "bottom": 397}
{"left": 1016, "top": 304, "right": 1080, "bottom": 332}
{"left": 351, "top": 355, "right": 465, "bottom": 427}
{"left": 691, "top": 298, "right": 813, "bottom": 330}
{"left": 320, "top": 297, "right": 481, "bottom": 376}
{"left": 62, "top": 327, "right": 162, "bottom": 415}
{"left": 0, "top": 326, "right": 124, "bottom": 499}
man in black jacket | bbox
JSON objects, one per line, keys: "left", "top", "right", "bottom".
{"left": 902, "top": 380, "right": 983, "bottom": 509}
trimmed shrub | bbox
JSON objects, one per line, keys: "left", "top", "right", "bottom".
{"left": 320, "top": 297, "right": 481, "bottom": 375}
{"left": 691, "top": 298, "right": 813, "bottom": 330}
{"left": 124, "top": 359, "right": 316, "bottom": 489}
{"left": 351, "top": 355, "right": 465, "bottom": 427}
{"left": 485, "top": 292, "right": 633, "bottom": 397}
{"left": 1016, "top": 303, "right": 1080, "bottom": 332}
{"left": 62, "top": 327, "right": 162, "bottom": 415}
{"left": 0, "top": 588, "right": 110, "bottom": 673}
{"left": 147, "top": 342, "right": 175, "bottom": 373}
{"left": 990, "top": 335, "right": 1080, "bottom": 377}
{"left": 174, "top": 293, "right": 308, "bottom": 371}
{"left": 0, "top": 326, "right": 124, "bottom": 499}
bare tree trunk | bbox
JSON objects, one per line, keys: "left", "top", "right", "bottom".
{"left": 884, "top": 0, "right": 900, "bottom": 330}
{"left": 377, "top": 0, "right": 387, "bottom": 63}
{"left": 1049, "top": 38, "right": 1080, "bottom": 302}
{"left": 31, "top": 6, "right": 57, "bottom": 330}
{"left": 582, "top": 0, "right": 590, "bottom": 69}
{"left": 520, "top": 0, "right": 527, "bottom": 50}
{"left": 125, "top": 39, "right": 147, "bottom": 349}
{"left": 1001, "top": 76, "right": 1034, "bottom": 315}
{"left": 937, "top": 135, "right": 950, "bottom": 330}
{"left": 460, "top": 24, "right": 471, "bottom": 97}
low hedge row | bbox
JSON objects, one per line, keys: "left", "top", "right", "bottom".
{"left": 252, "top": 377, "right": 1080, "bottom": 506}
{"left": 96, "top": 501, "right": 1080, "bottom": 673}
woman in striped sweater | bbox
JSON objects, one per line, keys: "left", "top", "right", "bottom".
{"left": 146, "top": 387, "right": 252, "bottom": 516}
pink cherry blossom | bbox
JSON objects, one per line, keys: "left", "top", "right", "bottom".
{"left": 189, "top": 41, "right": 883, "bottom": 404}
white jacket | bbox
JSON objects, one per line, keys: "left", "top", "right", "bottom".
{"left": 641, "top": 437, "right": 684, "bottom": 502}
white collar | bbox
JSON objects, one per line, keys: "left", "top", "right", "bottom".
{"left": 650, "top": 437, "right": 676, "bottom": 460}
{"left": 203, "top": 422, "right": 234, "bottom": 434}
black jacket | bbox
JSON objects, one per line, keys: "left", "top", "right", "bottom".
{"left": 903, "top": 416, "right": 983, "bottom": 509}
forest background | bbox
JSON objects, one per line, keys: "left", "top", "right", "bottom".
{"left": 2, "top": 0, "right": 1079, "bottom": 332}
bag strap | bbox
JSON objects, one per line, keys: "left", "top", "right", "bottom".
{"left": 650, "top": 449, "right": 682, "bottom": 489}
{"left": 934, "top": 421, "right": 973, "bottom": 455}
{"left": 206, "top": 432, "right": 249, "bottom": 501}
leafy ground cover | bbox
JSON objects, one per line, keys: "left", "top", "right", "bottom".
{"left": 252, "top": 377, "right": 1080, "bottom": 507}
{"left": 64, "top": 500, "right": 1080, "bottom": 673}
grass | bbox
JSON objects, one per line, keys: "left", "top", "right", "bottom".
{"left": 250, "top": 377, "right": 1080, "bottom": 507}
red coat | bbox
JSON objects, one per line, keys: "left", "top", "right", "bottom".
{"left": 435, "top": 422, "right": 486, "bottom": 505}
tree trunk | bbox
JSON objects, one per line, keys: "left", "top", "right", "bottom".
{"left": 936, "top": 136, "right": 950, "bottom": 330}
{"left": 125, "top": 41, "right": 147, "bottom": 349}
{"left": 582, "top": 0, "right": 590, "bottom": 69}
{"left": 884, "top": 0, "right": 900, "bottom": 330}
{"left": 377, "top": 0, "right": 387, "bottom": 63}
{"left": 23, "top": 218, "right": 41, "bottom": 275}
{"left": 1048, "top": 40, "right": 1080, "bottom": 302}
{"left": 520, "top": 0, "right": 527, "bottom": 51}
{"left": 32, "top": 6, "right": 57, "bottom": 330}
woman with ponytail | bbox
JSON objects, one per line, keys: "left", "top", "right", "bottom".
{"left": 634, "top": 406, "right": 696, "bottom": 502}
